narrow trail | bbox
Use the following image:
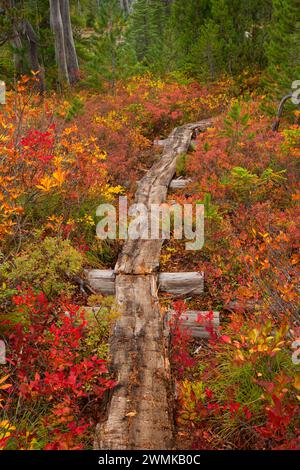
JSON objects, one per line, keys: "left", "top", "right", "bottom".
{"left": 93, "top": 119, "right": 213, "bottom": 450}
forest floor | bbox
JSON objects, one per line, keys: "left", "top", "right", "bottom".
{"left": 0, "top": 74, "right": 299, "bottom": 450}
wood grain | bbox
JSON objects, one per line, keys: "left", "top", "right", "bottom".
{"left": 94, "top": 119, "right": 212, "bottom": 450}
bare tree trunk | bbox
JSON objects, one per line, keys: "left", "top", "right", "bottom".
{"left": 11, "top": 24, "right": 24, "bottom": 73}
{"left": 49, "top": 0, "right": 69, "bottom": 83}
{"left": 120, "top": 0, "right": 134, "bottom": 14}
{"left": 60, "top": 0, "right": 80, "bottom": 83}
{"left": 22, "top": 20, "right": 46, "bottom": 93}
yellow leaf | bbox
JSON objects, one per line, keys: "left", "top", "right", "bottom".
{"left": 0, "top": 375, "right": 10, "bottom": 385}
{"left": 294, "top": 373, "right": 300, "bottom": 391}
{"left": 36, "top": 176, "right": 56, "bottom": 192}
{"left": 52, "top": 167, "right": 66, "bottom": 187}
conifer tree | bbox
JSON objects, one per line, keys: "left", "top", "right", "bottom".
{"left": 129, "top": 0, "right": 168, "bottom": 67}
{"left": 85, "top": 0, "right": 136, "bottom": 89}
{"left": 266, "top": 0, "right": 300, "bottom": 97}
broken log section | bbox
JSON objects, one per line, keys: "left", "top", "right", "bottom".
{"left": 86, "top": 269, "right": 204, "bottom": 296}
{"left": 166, "top": 310, "right": 219, "bottom": 339}
{"left": 93, "top": 118, "right": 213, "bottom": 451}
{"left": 159, "top": 272, "right": 204, "bottom": 295}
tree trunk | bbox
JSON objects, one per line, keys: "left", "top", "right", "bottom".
{"left": 11, "top": 24, "right": 24, "bottom": 74}
{"left": 120, "top": 0, "right": 134, "bottom": 14}
{"left": 60, "top": 0, "right": 80, "bottom": 83}
{"left": 49, "top": 0, "right": 69, "bottom": 83}
{"left": 22, "top": 20, "right": 46, "bottom": 93}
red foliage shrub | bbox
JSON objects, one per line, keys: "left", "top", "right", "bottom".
{"left": 1, "top": 290, "right": 115, "bottom": 450}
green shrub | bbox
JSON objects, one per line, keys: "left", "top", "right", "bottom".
{"left": 6, "top": 237, "right": 83, "bottom": 299}
{"left": 176, "top": 152, "right": 187, "bottom": 176}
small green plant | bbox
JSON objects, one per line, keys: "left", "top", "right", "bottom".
{"left": 84, "top": 296, "right": 121, "bottom": 359}
{"left": 222, "top": 102, "right": 250, "bottom": 148}
{"left": 222, "top": 166, "right": 287, "bottom": 201}
{"left": 64, "top": 97, "right": 84, "bottom": 121}
{"left": 197, "top": 193, "right": 222, "bottom": 222}
{"left": 176, "top": 152, "right": 187, "bottom": 176}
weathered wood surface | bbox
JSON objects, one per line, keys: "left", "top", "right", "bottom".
{"left": 83, "top": 307, "right": 219, "bottom": 340}
{"left": 166, "top": 310, "right": 219, "bottom": 338}
{"left": 94, "top": 119, "right": 213, "bottom": 451}
{"left": 86, "top": 269, "right": 116, "bottom": 295}
{"left": 159, "top": 272, "right": 204, "bottom": 295}
{"left": 86, "top": 270, "right": 204, "bottom": 296}
{"left": 169, "top": 178, "right": 192, "bottom": 189}
{"left": 115, "top": 119, "right": 213, "bottom": 275}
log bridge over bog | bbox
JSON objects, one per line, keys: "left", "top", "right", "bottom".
{"left": 88, "top": 119, "right": 216, "bottom": 450}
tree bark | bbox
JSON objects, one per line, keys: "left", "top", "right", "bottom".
{"left": 50, "top": 0, "right": 69, "bottom": 83}
{"left": 11, "top": 23, "right": 24, "bottom": 74}
{"left": 21, "top": 20, "right": 46, "bottom": 93}
{"left": 60, "top": 0, "right": 79, "bottom": 83}
{"left": 120, "top": 0, "right": 134, "bottom": 14}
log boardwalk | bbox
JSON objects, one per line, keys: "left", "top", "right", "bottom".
{"left": 93, "top": 119, "right": 213, "bottom": 450}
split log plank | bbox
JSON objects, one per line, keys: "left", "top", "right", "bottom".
{"left": 82, "top": 308, "right": 219, "bottom": 340}
{"left": 86, "top": 270, "right": 204, "bottom": 296}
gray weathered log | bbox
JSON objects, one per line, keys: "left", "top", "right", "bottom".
{"left": 159, "top": 272, "right": 204, "bottom": 295}
{"left": 85, "top": 269, "right": 116, "bottom": 295}
{"left": 86, "top": 270, "right": 204, "bottom": 296}
{"left": 115, "top": 120, "right": 213, "bottom": 275}
{"left": 166, "top": 310, "right": 219, "bottom": 338}
{"left": 94, "top": 118, "right": 213, "bottom": 451}
{"left": 169, "top": 178, "right": 192, "bottom": 189}
{"left": 82, "top": 307, "right": 219, "bottom": 340}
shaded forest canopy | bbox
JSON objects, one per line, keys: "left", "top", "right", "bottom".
{"left": 0, "top": 0, "right": 299, "bottom": 98}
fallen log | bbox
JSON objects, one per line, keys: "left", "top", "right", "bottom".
{"left": 169, "top": 178, "right": 192, "bottom": 189}
{"left": 166, "top": 310, "right": 219, "bottom": 338}
{"left": 159, "top": 272, "right": 204, "bottom": 295}
{"left": 85, "top": 269, "right": 116, "bottom": 295}
{"left": 115, "top": 119, "right": 213, "bottom": 275}
{"left": 94, "top": 119, "right": 213, "bottom": 451}
{"left": 86, "top": 270, "right": 204, "bottom": 296}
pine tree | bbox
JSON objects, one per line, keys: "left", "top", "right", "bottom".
{"left": 169, "top": 0, "right": 211, "bottom": 70}
{"left": 191, "top": 20, "right": 223, "bottom": 80}
{"left": 209, "top": 0, "right": 272, "bottom": 76}
{"left": 266, "top": 0, "right": 300, "bottom": 97}
{"left": 85, "top": 0, "right": 136, "bottom": 90}
{"left": 129, "top": 0, "right": 168, "bottom": 68}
